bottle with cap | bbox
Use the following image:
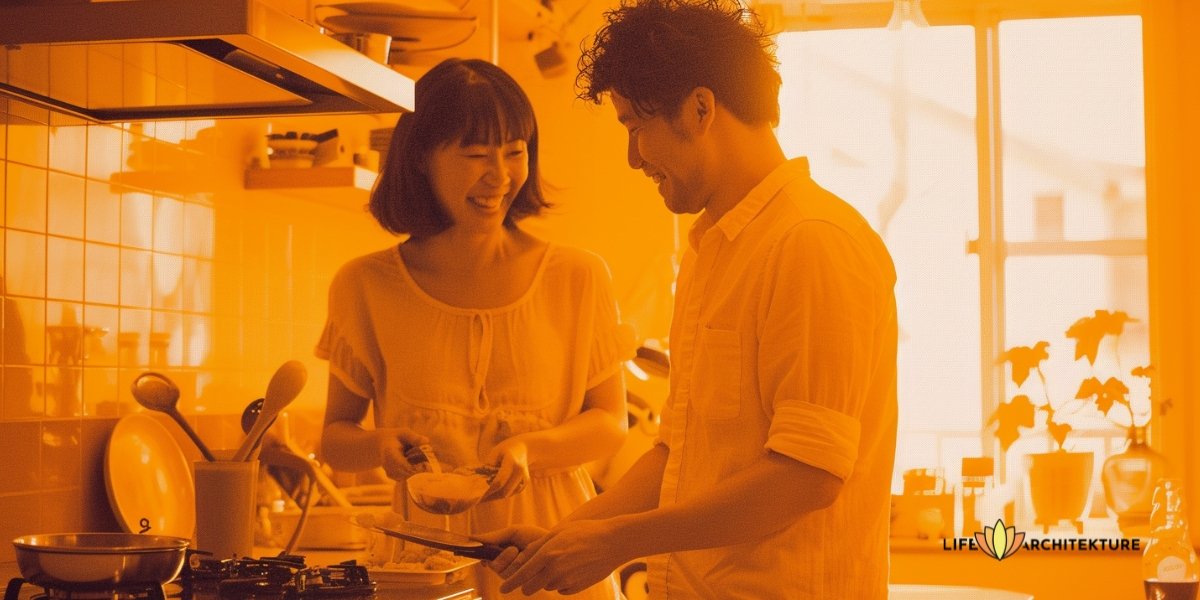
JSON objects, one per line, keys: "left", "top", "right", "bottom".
{"left": 1143, "top": 478, "right": 1199, "bottom": 600}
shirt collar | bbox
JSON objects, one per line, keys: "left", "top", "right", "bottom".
{"left": 688, "top": 157, "right": 812, "bottom": 250}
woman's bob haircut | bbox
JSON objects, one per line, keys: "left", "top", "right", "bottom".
{"left": 370, "top": 58, "right": 550, "bottom": 238}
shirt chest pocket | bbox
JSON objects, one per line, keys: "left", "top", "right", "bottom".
{"left": 689, "top": 327, "right": 742, "bottom": 420}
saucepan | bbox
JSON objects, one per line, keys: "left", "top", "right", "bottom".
{"left": 12, "top": 533, "right": 189, "bottom": 591}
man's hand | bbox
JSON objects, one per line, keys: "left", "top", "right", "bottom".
{"left": 484, "top": 520, "right": 630, "bottom": 596}
{"left": 473, "top": 525, "right": 547, "bottom": 574}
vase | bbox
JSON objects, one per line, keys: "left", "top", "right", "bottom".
{"left": 1101, "top": 425, "right": 1171, "bottom": 536}
{"left": 1027, "top": 450, "right": 1094, "bottom": 534}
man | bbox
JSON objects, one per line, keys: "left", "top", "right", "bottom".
{"left": 479, "top": 0, "right": 898, "bottom": 596}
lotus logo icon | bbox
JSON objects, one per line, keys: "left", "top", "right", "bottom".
{"left": 976, "top": 519, "right": 1025, "bottom": 560}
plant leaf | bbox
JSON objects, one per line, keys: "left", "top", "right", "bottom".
{"left": 990, "top": 394, "right": 1036, "bottom": 451}
{"left": 1098, "top": 377, "right": 1130, "bottom": 415}
{"left": 1065, "top": 310, "right": 1136, "bottom": 365}
{"left": 1047, "top": 421, "right": 1072, "bottom": 449}
{"left": 999, "top": 341, "right": 1050, "bottom": 386}
{"left": 1077, "top": 376, "right": 1130, "bottom": 415}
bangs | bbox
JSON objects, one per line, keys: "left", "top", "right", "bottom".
{"left": 433, "top": 79, "right": 535, "bottom": 147}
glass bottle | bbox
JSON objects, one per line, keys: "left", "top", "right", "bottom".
{"left": 1142, "top": 479, "right": 1199, "bottom": 600}
{"left": 1105, "top": 425, "right": 1172, "bottom": 536}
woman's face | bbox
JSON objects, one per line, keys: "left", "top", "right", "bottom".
{"left": 426, "top": 137, "right": 529, "bottom": 233}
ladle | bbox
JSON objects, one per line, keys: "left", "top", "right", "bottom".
{"left": 232, "top": 360, "right": 308, "bottom": 462}
{"left": 241, "top": 397, "right": 351, "bottom": 507}
{"left": 130, "top": 372, "right": 216, "bottom": 462}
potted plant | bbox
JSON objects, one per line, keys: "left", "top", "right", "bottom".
{"left": 988, "top": 310, "right": 1161, "bottom": 534}
{"left": 990, "top": 338, "right": 1094, "bottom": 534}
{"left": 1066, "top": 310, "right": 1171, "bottom": 536}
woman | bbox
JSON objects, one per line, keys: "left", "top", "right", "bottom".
{"left": 316, "top": 58, "right": 629, "bottom": 599}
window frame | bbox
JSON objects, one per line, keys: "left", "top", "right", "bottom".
{"left": 766, "top": 0, "right": 1152, "bottom": 482}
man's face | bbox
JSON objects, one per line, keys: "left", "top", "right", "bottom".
{"left": 611, "top": 92, "right": 708, "bottom": 215}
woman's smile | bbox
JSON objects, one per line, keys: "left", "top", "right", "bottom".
{"left": 469, "top": 194, "right": 507, "bottom": 211}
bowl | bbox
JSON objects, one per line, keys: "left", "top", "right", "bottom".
{"left": 12, "top": 533, "right": 189, "bottom": 591}
{"left": 406, "top": 472, "right": 490, "bottom": 515}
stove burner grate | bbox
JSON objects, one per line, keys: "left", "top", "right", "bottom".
{"left": 182, "top": 553, "right": 375, "bottom": 599}
{"left": 4, "top": 578, "right": 167, "bottom": 600}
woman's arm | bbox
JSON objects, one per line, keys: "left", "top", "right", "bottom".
{"left": 484, "top": 371, "right": 628, "bottom": 496}
{"left": 321, "top": 375, "right": 427, "bottom": 476}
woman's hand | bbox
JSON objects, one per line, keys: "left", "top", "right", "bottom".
{"left": 482, "top": 438, "right": 531, "bottom": 501}
{"left": 377, "top": 428, "right": 431, "bottom": 481}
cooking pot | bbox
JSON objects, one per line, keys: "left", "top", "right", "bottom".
{"left": 12, "top": 533, "right": 189, "bottom": 591}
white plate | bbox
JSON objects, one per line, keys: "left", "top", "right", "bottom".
{"left": 104, "top": 413, "right": 196, "bottom": 540}
{"left": 317, "top": 9, "right": 477, "bottom": 49}
{"left": 318, "top": 0, "right": 467, "bottom": 19}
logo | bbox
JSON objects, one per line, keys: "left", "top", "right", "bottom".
{"left": 976, "top": 519, "right": 1025, "bottom": 561}
{"left": 943, "top": 520, "right": 1140, "bottom": 556}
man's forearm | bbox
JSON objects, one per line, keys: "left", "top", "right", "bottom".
{"left": 607, "top": 451, "right": 841, "bottom": 557}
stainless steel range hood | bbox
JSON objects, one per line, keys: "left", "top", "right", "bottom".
{"left": 0, "top": 0, "right": 415, "bottom": 122}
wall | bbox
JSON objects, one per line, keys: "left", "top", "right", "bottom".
{"left": 0, "top": 98, "right": 410, "bottom": 560}
{"left": 0, "top": 1, "right": 674, "bottom": 564}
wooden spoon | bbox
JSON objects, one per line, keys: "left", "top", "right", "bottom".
{"left": 232, "top": 360, "right": 308, "bottom": 462}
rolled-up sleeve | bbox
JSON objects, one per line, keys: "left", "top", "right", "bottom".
{"left": 757, "top": 220, "right": 883, "bottom": 480}
{"left": 766, "top": 402, "right": 861, "bottom": 480}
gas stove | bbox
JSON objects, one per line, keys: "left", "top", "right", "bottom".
{"left": 3, "top": 551, "right": 479, "bottom": 600}
{"left": 4, "top": 553, "right": 375, "bottom": 600}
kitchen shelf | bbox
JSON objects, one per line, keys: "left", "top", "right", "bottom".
{"left": 245, "top": 165, "right": 377, "bottom": 191}
{"left": 244, "top": 165, "right": 378, "bottom": 210}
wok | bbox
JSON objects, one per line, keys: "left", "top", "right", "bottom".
{"left": 12, "top": 533, "right": 189, "bottom": 591}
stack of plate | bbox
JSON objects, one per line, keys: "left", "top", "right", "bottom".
{"left": 267, "top": 133, "right": 319, "bottom": 169}
{"left": 316, "top": 1, "right": 477, "bottom": 53}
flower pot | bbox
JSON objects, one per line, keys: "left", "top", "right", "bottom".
{"left": 1101, "top": 425, "right": 1170, "bottom": 537}
{"left": 1027, "top": 450, "right": 1094, "bottom": 534}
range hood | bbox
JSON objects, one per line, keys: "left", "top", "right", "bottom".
{"left": 0, "top": 0, "right": 415, "bottom": 122}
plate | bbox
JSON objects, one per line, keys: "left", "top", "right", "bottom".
{"left": 317, "top": 10, "right": 477, "bottom": 49}
{"left": 370, "top": 556, "right": 478, "bottom": 586}
{"left": 104, "top": 413, "right": 196, "bottom": 540}
{"left": 317, "top": 0, "right": 468, "bottom": 19}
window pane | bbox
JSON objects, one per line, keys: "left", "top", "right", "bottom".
{"left": 776, "top": 26, "right": 980, "bottom": 489}
{"left": 998, "top": 16, "right": 1148, "bottom": 436}
{"left": 999, "top": 17, "right": 1146, "bottom": 243}
{"left": 1004, "top": 255, "right": 1150, "bottom": 429}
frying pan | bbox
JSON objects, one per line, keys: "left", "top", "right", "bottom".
{"left": 11, "top": 533, "right": 189, "bottom": 591}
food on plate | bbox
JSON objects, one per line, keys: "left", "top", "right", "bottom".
{"left": 387, "top": 546, "right": 463, "bottom": 571}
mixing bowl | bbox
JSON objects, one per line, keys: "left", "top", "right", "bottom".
{"left": 406, "top": 472, "right": 490, "bottom": 515}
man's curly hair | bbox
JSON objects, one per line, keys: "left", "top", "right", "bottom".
{"left": 576, "top": 0, "right": 780, "bottom": 127}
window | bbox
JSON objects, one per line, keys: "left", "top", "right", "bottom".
{"left": 773, "top": 3, "right": 1147, "bottom": 530}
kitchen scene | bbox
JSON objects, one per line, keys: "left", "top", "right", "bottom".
{"left": 0, "top": 0, "right": 1197, "bottom": 598}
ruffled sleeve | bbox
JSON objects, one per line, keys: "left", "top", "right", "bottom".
{"left": 314, "top": 260, "right": 379, "bottom": 399}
